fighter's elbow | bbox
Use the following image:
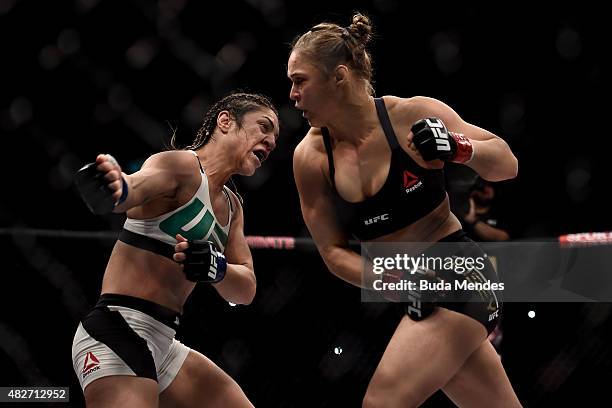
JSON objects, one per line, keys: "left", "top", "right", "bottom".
{"left": 500, "top": 141, "right": 519, "bottom": 180}
{"left": 221, "top": 269, "right": 256, "bottom": 305}
{"left": 240, "top": 271, "right": 257, "bottom": 305}
{"left": 505, "top": 155, "right": 519, "bottom": 180}
{"left": 498, "top": 230, "right": 511, "bottom": 241}
{"left": 242, "top": 279, "right": 257, "bottom": 305}
{"left": 319, "top": 246, "right": 340, "bottom": 272}
{"left": 484, "top": 154, "right": 518, "bottom": 182}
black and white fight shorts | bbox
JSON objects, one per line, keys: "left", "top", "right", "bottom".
{"left": 71, "top": 294, "right": 190, "bottom": 392}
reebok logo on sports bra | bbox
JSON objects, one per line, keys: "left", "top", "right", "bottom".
{"left": 403, "top": 170, "right": 423, "bottom": 194}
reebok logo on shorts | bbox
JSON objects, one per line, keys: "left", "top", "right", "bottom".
{"left": 82, "top": 351, "right": 100, "bottom": 379}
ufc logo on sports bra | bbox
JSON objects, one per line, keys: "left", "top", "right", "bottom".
{"left": 425, "top": 118, "right": 451, "bottom": 152}
{"left": 364, "top": 214, "right": 390, "bottom": 226}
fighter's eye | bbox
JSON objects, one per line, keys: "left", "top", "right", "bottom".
{"left": 259, "top": 123, "right": 272, "bottom": 133}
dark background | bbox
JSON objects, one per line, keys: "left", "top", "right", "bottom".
{"left": 1, "top": 1, "right": 610, "bottom": 407}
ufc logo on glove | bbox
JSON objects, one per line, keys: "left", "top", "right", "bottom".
{"left": 208, "top": 253, "right": 219, "bottom": 280}
{"left": 411, "top": 117, "right": 473, "bottom": 163}
{"left": 425, "top": 118, "right": 451, "bottom": 152}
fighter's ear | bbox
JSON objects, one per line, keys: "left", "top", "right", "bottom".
{"left": 217, "top": 111, "right": 232, "bottom": 134}
{"left": 334, "top": 65, "right": 349, "bottom": 85}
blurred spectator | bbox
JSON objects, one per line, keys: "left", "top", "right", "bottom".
{"left": 461, "top": 178, "right": 511, "bottom": 242}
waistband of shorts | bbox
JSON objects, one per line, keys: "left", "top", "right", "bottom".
{"left": 96, "top": 293, "right": 181, "bottom": 330}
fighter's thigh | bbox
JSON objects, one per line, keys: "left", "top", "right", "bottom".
{"left": 364, "top": 307, "right": 487, "bottom": 407}
{"left": 84, "top": 376, "right": 158, "bottom": 408}
{"left": 159, "top": 350, "right": 253, "bottom": 408}
{"left": 442, "top": 340, "right": 522, "bottom": 408}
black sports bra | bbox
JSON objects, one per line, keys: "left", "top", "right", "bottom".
{"left": 322, "top": 98, "right": 447, "bottom": 240}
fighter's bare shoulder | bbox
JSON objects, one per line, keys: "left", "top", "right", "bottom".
{"left": 294, "top": 127, "right": 326, "bottom": 163}
{"left": 293, "top": 127, "right": 329, "bottom": 179}
{"left": 140, "top": 150, "right": 200, "bottom": 177}
{"left": 380, "top": 95, "right": 444, "bottom": 126}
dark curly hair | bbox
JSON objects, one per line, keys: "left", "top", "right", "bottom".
{"left": 171, "top": 92, "right": 278, "bottom": 150}
{"left": 170, "top": 92, "right": 277, "bottom": 205}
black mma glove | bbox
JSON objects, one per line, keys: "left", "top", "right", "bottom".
{"left": 411, "top": 118, "right": 473, "bottom": 163}
{"left": 75, "top": 162, "right": 128, "bottom": 215}
{"left": 181, "top": 241, "right": 227, "bottom": 283}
